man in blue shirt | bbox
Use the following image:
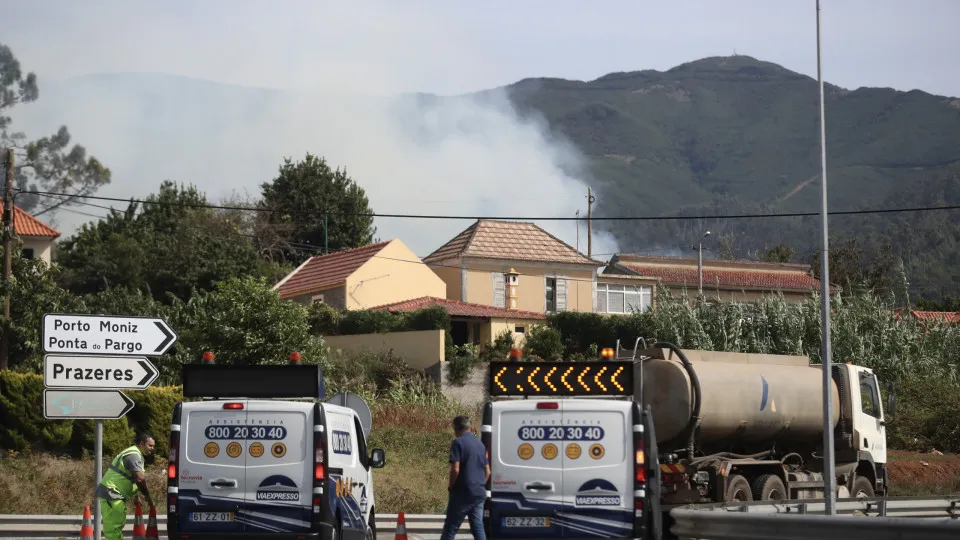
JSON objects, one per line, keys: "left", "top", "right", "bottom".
{"left": 440, "top": 415, "right": 490, "bottom": 540}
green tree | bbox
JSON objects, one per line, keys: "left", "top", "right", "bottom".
{"left": 758, "top": 244, "right": 795, "bottom": 263}
{"left": 0, "top": 247, "right": 84, "bottom": 371}
{"left": 259, "top": 153, "right": 376, "bottom": 263}
{"left": 165, "top": 276, "right": 326, "bottom": 381}
{"left": 0, "top": 42, "right": 110, "bottom": 215}
{"left": 811, "top": 236, "right": 897, "bottom": 296}
{"left": 56, "top": 181, "right": 287, "bottom": 302}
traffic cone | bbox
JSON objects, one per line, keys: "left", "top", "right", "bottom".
{"left": 394, "top": 511, "right": 408, "bottom": 540}
{"left": 146, "top": 505, "right": 161, "bottom": 539}
{"left": 79, "top": 505, "right": 94, "bottom": 539}
{"left": 133, "top": 501, "right": 147, "bottom": 540}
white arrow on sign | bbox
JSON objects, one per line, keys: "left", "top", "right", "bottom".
{"left": 42, "top": 313, "right": 178, "bottom": 356}
{"left": 43, "top": 389, "right": 136, "bottom": 419}
{"left": 44, "top": 355, "right": 159, "bottom": 390}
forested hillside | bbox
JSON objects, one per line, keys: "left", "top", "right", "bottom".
{"left": 500, "top": 55, "right": 960, "bottom": 298}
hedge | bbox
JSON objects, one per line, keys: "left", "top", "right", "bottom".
{"left": 1, "top": 371, "right": 183, "bottom": 459}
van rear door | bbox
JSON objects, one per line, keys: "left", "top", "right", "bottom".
{"left": 241, "top": 400, "right": 312, "bottom": 534}
{"left": 489, "top": 400, "right": 565, "bottom": 538}
{"left": 560, "top": 400, "right": 633, "bottom": 539}
{"left": 178, "top": 400, "right": 248, "bottom": 534}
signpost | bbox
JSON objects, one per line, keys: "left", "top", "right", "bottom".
{"left": 42, "top": 313, "right": 177, "bottom": 539}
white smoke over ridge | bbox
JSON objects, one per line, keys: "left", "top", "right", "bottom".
{"left": 7, "top": 0, "right": 620, "bottom": 260}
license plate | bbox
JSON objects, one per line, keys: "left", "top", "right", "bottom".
{"left": 503, "top": 516, "right": 549, "bottom": 527}
{"left": 190, "top": 512, "right": 235, "bottom": 522}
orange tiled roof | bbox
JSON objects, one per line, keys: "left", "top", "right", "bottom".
{"left": 275, "top": 242, "right": 389, "bottom": 298}
{"left": 423, "top": 219, "right": 603, "bottom": 266}
{"left": 611, "top": 254, "right": 825, "bottom": 291}
{"left": 905, "top": 310, "right": 960, "bottom": 324}
{"left": 371, "top": 296, "right": 546, "bottom": 320}
{"left": 0, "top": 203, "right": 61, "bottom": 238}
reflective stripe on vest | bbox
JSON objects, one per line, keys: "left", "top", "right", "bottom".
{"left": 98, "top": 446, "right": 142, "bottom": 499}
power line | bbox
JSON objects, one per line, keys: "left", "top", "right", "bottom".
{"left": 18, "top": 189, "right": 960, "bottom": 222}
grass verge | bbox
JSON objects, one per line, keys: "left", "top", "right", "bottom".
{"left": 0, "top": 402, "right": 479, "bottom": 515}
{"left": 2, "top": 406, "right": 955, "bottom": 515}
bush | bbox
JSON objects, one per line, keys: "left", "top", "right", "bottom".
{"left": 522, "top": 325, "right": 564, "bottom": 361}
{"left": 0, "top": 372, "right": 73, "bottom": 452}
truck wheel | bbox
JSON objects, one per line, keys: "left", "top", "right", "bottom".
{"left": 724, "top": 474, "right": 753, "bottom": 503}
{"left": 752, "top": 474, "right": 787, "bottom": 501}
{"left": 852, "top": 476, "right": 875, "bottom": 498}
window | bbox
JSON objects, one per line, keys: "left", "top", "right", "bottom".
{"left": 545, "top": 277, "right": 556, "bottom": 312}
{"left": 311, "top": 294, "right": 325, "bottom": 305}
{"left": 859, "top": 373, "right": 881, "bottom": 419}
{"left": 596, "top": 283, "right": 652, "bottom": 314}
{"left": 21, "top": 248, "right": 34, "bottom": 260}
{"left": 514, "top": 325, "right": 525, "bottom": 334}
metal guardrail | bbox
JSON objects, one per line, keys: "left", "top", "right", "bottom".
{"left": 0, "top": 513, "right": 450, "bottom": 539}
{"left": 669, "top": 496, "right": 960, "bottom": 540}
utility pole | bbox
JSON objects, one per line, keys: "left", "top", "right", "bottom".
{"left": 1, "top": 148, "right": 14, "bottom": 371}
{"left": 575, "top": 209, "right": 580, "bottom": 251}
{"left": 816, "top": 0, "right": 837, "bottom": 516}
{"left": 586, "top": 187, "right": 595, "bottom": 258}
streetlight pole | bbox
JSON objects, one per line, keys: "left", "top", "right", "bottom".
{"left": 816, "top": 0, "right": 837, "bottom": 516}
{"left": 698, "top": 231, "right": 710, "bottom": 295}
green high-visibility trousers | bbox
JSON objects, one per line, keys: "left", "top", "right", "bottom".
{"left": 99, "top": 498, "right": 128, "bottom": 540}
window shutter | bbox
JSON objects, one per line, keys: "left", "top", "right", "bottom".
{"left": 556, "top": 277, "right": 568, "bottom": 312}
{"left": 492, "top": 272, "right": 505, "bottom": 308}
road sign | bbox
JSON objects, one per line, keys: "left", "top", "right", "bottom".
{"left": 44, "top": 355, "right": 159, "bottom": 390}
{"left": 43, "top": 389, "right": 136, "bottom": 419}
{"left": 42, "top": 313, "right": 178, "bottom": 356}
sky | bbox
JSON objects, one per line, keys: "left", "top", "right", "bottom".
{"left": 2, "top": 0, "right": 958, "bottom": 258}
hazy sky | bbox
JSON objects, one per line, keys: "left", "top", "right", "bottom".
{"left": 1, "top": 0, "right": 957, "bottom": 257}
{"left": 5, "top": 0, "right": 957, "bottom": 96}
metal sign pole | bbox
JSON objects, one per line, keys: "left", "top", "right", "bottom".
{"left": 94, "top": 420, "right": 103, "bottom": 539}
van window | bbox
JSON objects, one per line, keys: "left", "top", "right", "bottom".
{"left": 354, "top": 416, "right": 369, "bottom": 468}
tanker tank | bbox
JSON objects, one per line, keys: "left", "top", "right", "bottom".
{"left": 635, "top": 349, "right": 841, "bottom": 451}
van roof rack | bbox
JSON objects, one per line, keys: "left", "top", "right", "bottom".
{"left": 182, "top": 363, "right": 327, "bottom": 400}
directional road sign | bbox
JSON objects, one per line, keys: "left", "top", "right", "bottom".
{"left": 44, "top": 355, "right": 159, "bottom": 390}
{"left": 42, "top": 313, "right": 178, "bottom": 356}
{"left": 43, "top": 389, "right": 136, "bottom": 419}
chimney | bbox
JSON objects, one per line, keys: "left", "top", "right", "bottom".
{"left": 505, "top": 268, "right": 520, "bottom": 310}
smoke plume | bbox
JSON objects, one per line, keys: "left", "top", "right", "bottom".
{"left": 8, "top": 0, "right": 620, "bottom": 260}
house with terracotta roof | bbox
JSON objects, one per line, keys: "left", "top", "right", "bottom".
{"left": 273, "top": 239, "right": 446, "bottom": 309}
{"left": 370, "top": 296, "right": 546, "bottom": 348}
{"left": 1, "top": 203, "right": 61, "bottom": 265}
{"left": 601, "top": 253, "right": 831, "bottom": 306}
{"left": 422, "top": 219, "right": 606, "bottom": 315}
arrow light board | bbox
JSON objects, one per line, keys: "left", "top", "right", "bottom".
{"left": 42, "top": 314, "right": 178, "bottom": 356}
{"left": 488, "top": 361, "right": 635, "bottom": 397}
{"left": 44, "top": 355, "right": 159, "bottom": 390}
{"left": 43, "top": 389, "right": 136, "bottom": 419}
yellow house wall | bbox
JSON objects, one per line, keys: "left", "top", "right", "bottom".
{"left": 345, "top": 239, "right": 447, "bottom": 309}
{"left": 323, "top": 329, "right": 445, "bottom": 371}
{"left": 21, "top": 237, "right": 54, "bottom": 265}
{"left": 463, "top": 261, "right": 596, "bottom": 313}
{"left": 483, "top": 318, "right": 545, "bottom": 348}
{"left": 429, "top": 260, "right": 462, "bottom": 301}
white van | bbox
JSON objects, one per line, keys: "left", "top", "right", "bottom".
{"left": 166, "top": 359, "right": 385, "bottom": 540}
{"left": 481, "top": 358, "right": 660, "bottom": 540}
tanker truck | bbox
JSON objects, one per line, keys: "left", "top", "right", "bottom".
{"left": 606, "top": 339, "right": 893, "bottom": 509}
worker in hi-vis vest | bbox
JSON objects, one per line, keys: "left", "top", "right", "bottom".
{"left": 95, "top": 433, "right": 156, "bottom": 539}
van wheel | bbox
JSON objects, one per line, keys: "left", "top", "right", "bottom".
{"left": 752, "top": 474, "right": 787, "bottom": 501}
{"left": 365, "top": 509, "right": 376, "bottom": 540}
{"left": 724, "top": 474, "right": 753, "bottom": 503}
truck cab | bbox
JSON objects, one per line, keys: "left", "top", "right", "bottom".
{"left": 482, "top": 353, "right": 662, "bottom": 540}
